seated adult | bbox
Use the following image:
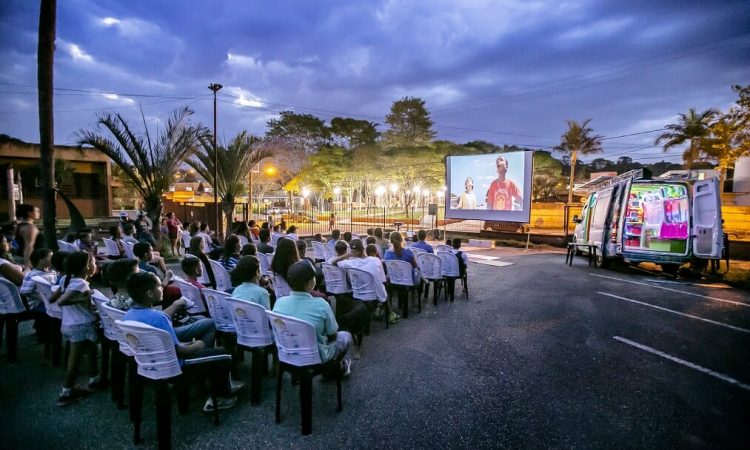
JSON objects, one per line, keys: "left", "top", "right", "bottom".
{"left": 270, "top": 237, "right": 299, "bottom": 298}
{"left": 257, "top": 228, "right": 275, "bottom": 254}
{"left": 123, "top": 272, "right": 237, "bottom": 412}
{"left": 220, "top": 235, "right": 241, "bottom": 271}
{"left": 272, "top": 261, "right": 352, "bottom": 376}
{"left": 412, "top": 229, "right": 434, "bottom": 253}
{"left": 285, "top": 225, "right": 299, "bottom": 241}
{"left": 229, "top": 256, "right": 270, "bottom": 309}
{"left": 188, "top": 236, "right": 216, "bottom": 289}
{"left": 332, "top": 239, "right": 392, "bottom": 323}
{"left": 327, "top": 229, "right": 341, "bottom": 248}
{"left": 0, "top": 235, "right": 24, "bottom": 286}
{"left": 373, "top": 227, "right": 389, "bottom": 255}
{"left": 327, "top": 240, "right": 349, "bottom": 264}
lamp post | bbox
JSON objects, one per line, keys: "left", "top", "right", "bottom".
{"left": 375, "top": 185, "right": 386, "bottom": 229}
{"left": 302, "top": 187, "right": 309, "bottom": 235}
{"left": 389, "top": 183, "right": 398, "bottom": 229}
{"left": 208, "top": 82, "right": 222, "bottom": 237}
{"left": 422, "top": 188, "right": 429, "bottom": 228}
{"left": 411, "top": 185, "right": 420, "bottom": 232}
{"left": 333, "top": 186, "right": 341, "bottom": 230}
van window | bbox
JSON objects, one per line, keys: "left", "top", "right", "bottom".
{"left": 623, "top": 183, "right": 688, "bottom": 254}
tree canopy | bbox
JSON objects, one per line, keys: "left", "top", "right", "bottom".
{"left": 384, "top": 96, "right": 436, "bottom": 147}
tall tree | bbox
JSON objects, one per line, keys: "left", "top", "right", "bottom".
{"left": 187, "top": 131, "right": 272, "bottom": 236}
{"left": 555, "top": 119, "right": 603, "bottom": 204}
{"left": 654, "top": 108, "right": 720, "bottom": 168}
{"left": 329, "top": 117, "right": 379, "bottom": 149}
{"left": 75, "top": 107, "right": 207, "bottom": 235}
{"left": 38, "top": 0, "right": 56, "bottom": 249}
{"left": 384, "top": 96, "right": 435, "bottom": 147}
{"left": 266, "top": 111, "right": 330, "bottom": 153}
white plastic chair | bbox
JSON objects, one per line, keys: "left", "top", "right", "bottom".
{"left": 201, "top": 288, "right": 236, "bottom": 333}
{"left": 437, "top": 251, "right": 462, "bottom": 302}
{"left": 312, "top": 241, "right": 327, "bottom": 262}
{"left": 321, "top": 263, "right": 351, "bottom": 296}
{"left": 411, "top": 247, "right": 426, "bottom": 257}
{"left": 124, "top": 242, "right": 136, "bottom": 259}
{"left": 436, "top": 244, "right": 453, "bottom": 253}
{"left": 171, "top": 277, "right": 207, "bottom": 315}
{"left": 272, "top": 273, "right": 292, "bottom": 299}
{"left": 346, "top": 267, "right": 390, "bottom": 328}
{"left": 31, "top": 276, "right": 62, "bottom": 320}
{"left": 100, "top": 302, "right": 133, "bottom": 409}
{"left": 266, "top": 311, "right": 342, "bottom": 435}
{"left": 207, "top": 260, "right": 232, "bottom": 292}
{"left": 30, "top": 276, "right": 64, "bottom": 365}
{"left": 57, "top": 240, "right": 77, "bottom": 252}
{"left": 417, "top": 253, "right": 444, "bottom": 306}
{"left": 103, "top": 238, "right": 121, "bottom": 257}
{"left": 227, "top": 298, "right": 274, "bottom": 404}
{"left": 383, "top": 259, "right": 420, "bottom": 317}
{"left": 0, "top": 277, "right": 29, "bottom": 362}
{"left": 323, "top": 244, "right": 337, "bottom": 261}
{"left": 258, "top": 252, "right": 273, "bottom": 277}
{"left": 238, "top": 235, "right": 250, "bottom": 247}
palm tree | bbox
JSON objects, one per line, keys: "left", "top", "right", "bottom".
{"left": 187, "top": 131, "right": 273, "bottom": 236}
{"left": 38, "top": 0, "right": 56, "bottom": 249}
{"left": 555, "top": 119, "right": 603, "bottom": 204}
{"left": 654, "top": 108, "right": 720, "bottom": 168}
{"left": 75, "top": 107, "right": 207, "bottom": 236}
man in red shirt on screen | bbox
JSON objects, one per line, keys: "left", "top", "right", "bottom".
{"left": 486, "top": 155, "right": 523, "bottom": 211}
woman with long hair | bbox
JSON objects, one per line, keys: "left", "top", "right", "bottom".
{"left": 188, "top": 235, "right": 216, "bottom": 289}
{"left": 270, "top": 237, "right": 299, "bottom": 281}
{"left": 221, "top": 235, "right": 242, "bottom": 271}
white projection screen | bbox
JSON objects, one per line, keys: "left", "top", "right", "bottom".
{"left": 445, "top": 151, "right": 534, "bottom": 223}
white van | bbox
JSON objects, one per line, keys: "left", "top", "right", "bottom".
{"left": 573, "top": 177, "right": 723, "bottom": 271}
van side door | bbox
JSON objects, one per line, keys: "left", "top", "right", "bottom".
{"left": 692, "top": 178, "right": 723, "bottom": 258}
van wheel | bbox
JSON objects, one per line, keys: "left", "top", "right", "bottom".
{"left": 661, "top": 264, "right": 679, "bottom": 276}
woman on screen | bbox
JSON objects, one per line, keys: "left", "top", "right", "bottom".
{"left": 457, "top": 177, "right": 477, "bottom": 209}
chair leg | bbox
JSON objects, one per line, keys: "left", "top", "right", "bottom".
{"left": 129, "top": 359, "right": 140, "bottom": 424}
{"left": 401, "top": 287, "right": 408, "bottom": 319}
{"left": 131, "top": 375, "right": 145, "bottom": 445}
{"left": 51, "top": 318, "right": 62, "bottom": 367}
{"left": 384, "top": 301, "right": 390, "bottom": 329}
{"left": 275, "top": 365, "right": 283, "bottom": 423}
{"left": 155, "top": 382, "right": 172, "bottom": 450}
{"left": 100, "top": 339, "right": 111, "bottom": 384}
{"left": 5, "top": 315, "right": 18, "bottom": 362}
{"left": 336, "top": 374, "right": 343, "bottom": 412}
{"left": 300, "top": 372, "right": 313, "bottom": 435}
{"left": 251, "top": 348, "right": 264, "bottom": 405}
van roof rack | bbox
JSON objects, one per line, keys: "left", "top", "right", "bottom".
{"left": 577, "top": 168, "right": 644, "bottom": 194}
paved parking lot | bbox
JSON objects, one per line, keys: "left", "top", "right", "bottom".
{"left": 1, "top": 248, "right": 748, "bottom": 449}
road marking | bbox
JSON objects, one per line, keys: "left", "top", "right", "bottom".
{"left": 591, "top": 273, "right": 750, "bottom": 308}
{"left": 613, "top": 336, "right": 750, "bottom": 391}
{"left": 598, "top": 292, "right": 750, "bottom": 334}
{"left": 466, "top": 254, "right": 499, "bottom": 260}
{"left": 470, "top": 260, "right": 514, "bottom": 267}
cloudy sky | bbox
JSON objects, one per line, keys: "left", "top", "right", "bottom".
{"left": 1, "top": 0, "right": 748, "bottom": 163}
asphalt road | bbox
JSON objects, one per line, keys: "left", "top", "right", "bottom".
{"left": 1, "top": 248, "right": 748, "bottom": 449}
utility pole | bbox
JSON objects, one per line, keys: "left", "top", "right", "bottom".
{"left": 208, "top": 83, "right": 222, "bottom": 237}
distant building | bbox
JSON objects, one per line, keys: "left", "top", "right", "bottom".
{"left": 0, "top": 135, "right": 112, "bottom": 222}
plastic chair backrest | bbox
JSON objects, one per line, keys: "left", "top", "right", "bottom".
{"left": 0, "top": 277, "right": 25, "bottom": 314}
{"left": 266, "top": 311, "right": 321, "bottom": 367}
{"left": 258, "top": 252, "right": 272, "bottom": 276}
{"left": 31, "top": 275, "right": 62, "bottom": 319}
{"left": 272, "top": 273, "right": 292, "bottom": 298}
{"left": 103, "top": 238, "right": 120, "bottom": 257}
{"left": 226, "top": 298, "right": 273, "bottom": 348}
{"left": 171, "top": 277, "right": 207, "bottom": 314}
{"left": 237, "top": 235, "right": 249, "bottom": 247}
{"left": 116, "top": 320, "right": 182, "bottom": 380}
{"left": 124, "top": 242, "right": 136, "bottom": 258}
{"left": 57, "top": 240, "right": 76, "bottom": 252}
{"left": 207, "top": 260, "right": 232, "bottom": 291}
{"left": 417, "top": 253, "right": 442, "bottom": 280}
{"left": 436, "top": 244, "right": 453, "bottom": 253}
{"left": 312, "top": 241, "right": 326, "bottom": 261}
{"left": 201, "top": 288, "right": 236, "bottom": 332}
{"left": 411, "top": 247, "right": 426, "bottom": 256}
{"left": 321, "top": 263, "right": 351, "bottom": 295}
{"left": 346, "top": 267, "right": 385, "bottom": 302}
{"left": 383, "top": 259, "right": 415, "bottom": 287}
{"left": 437, "top": 251, "right": 460, "bottom": 277}
{"left": 100, "top": 303, "right": 134, "bottom": 356}
{"left": 323, "top": 244, "right": 337, "bottom": 261}
{"left": 92, "top": 293, "right": 118, "bottom": 341}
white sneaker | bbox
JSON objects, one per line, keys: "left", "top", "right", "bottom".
{"left": 229, "top": 379, "right": 245, "bottom": 394}
{"left": 341, "top": 358, "right": 352, "bottom": 378}
{"left": 203, "top": 396, "right": 237, "bottom": 413}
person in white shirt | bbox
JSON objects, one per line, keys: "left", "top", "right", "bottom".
{"left": 285, "top": 225, "right": 299, "bottom": 241}
{"left": 327, "top": 240, "right": 349, "bottom": 264}
{"left": 332, "top": 239, "right": 387, "bottom": 301}
{"left": 270, "top": 225, "right": 282, "bottom": 247}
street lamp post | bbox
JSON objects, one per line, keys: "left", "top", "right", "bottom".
{"left": 208, "top": 82, "right": 222, "bottom": 237}
{"left": 333, "top": 186, "right": 341, "bottom": 231}
{"left": 375, "top": 185, "right": 386, "bottom": 229}
{"left": 422, "top": 188, "right": 429, "bottom": 229}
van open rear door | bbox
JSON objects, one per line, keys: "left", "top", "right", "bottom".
{"left": 692, "top": 178, "right": 723, "bottom": 258}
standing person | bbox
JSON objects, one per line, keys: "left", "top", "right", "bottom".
{"left": 15, "top": 203, "right": 39, "bottom": 269}
{"left": 272, "top": 261, "right": 352, "bottom": 377}
{"left": 456, "top": 177, "right": 477, "bottom": 209}
{"left": 165, "top": 212, "right": 182, "bottom": 256}
{"left": 329, "top": 212, "right": 336, "bottom": 231}
{"left": 485, "top": 155, "right": 523, "bottom": 211}
{"left": 51, "top": 251, "right": 104, "bottom": 406}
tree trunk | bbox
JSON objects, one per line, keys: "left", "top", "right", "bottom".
{"left": 38, "top": 0, "right": 57, "bottom": 249}
{"left": 222, "top": 201, "right": 235, "bottom": 238}
{"left": 567, "top": 150, "right": 578, "bottom": 204}
{"left": 143, "top": 194, "right": 162, "bottom": 240}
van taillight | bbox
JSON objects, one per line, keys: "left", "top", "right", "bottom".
{"left": 611, "top": 223, "right": 618, "bottom": 242}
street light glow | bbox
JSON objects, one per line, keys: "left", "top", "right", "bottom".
{"left": 375, "top": 185, "right": 386, "bottom": 196}
{"left": 389, "top": 183, "right": 399, "bottom": 193}
{"left": 302, "top": 187, "right": 310, "bottom": 198}
{"left": 264, "top": 166, "right": 277, "bottom": 176}
{"left": 333, "top": 187, "right": 341, "bottom": 195}
{"left": 413, "top": 185, "right": 421, "bottom": 194}
{"left": 422, "top": 189, "right": 429, "bottom": 196}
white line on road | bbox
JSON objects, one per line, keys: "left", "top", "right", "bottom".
{"left": 591, "top": 273, "right": 750, "bottom": 308}
{"left": 613, "top": 336, "right": 750, "bottom": 391}
{"left": 598, "top": 292, "right": 750, "bottom": 334}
